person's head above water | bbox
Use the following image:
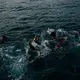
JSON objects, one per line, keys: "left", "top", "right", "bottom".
{"left": 0, "top": 35, "right": 8, "bottom": 43}
{"left": 47, "top": 28, "right": 56, "bottom": 38}
{"left": 34, "top": 36, "right": 38, "bottom": 41}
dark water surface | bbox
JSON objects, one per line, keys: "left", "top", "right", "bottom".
{"left": 0, "top": 0, "right": 80, "bottom": 80}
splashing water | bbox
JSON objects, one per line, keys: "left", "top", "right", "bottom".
{"left": 0, "top": 39, "right": 30, "bottom": 80}
{"left": 9, "top": 39, "right": 30, "bottom": 80}
{"left": 10, "top": 55, "right": 28, "bottom": 80}
{"left": 0, "top": 28, "right": 80, "bottom": 80}
{"left": 40, "top": 40, "right": 51, "bottom": 58}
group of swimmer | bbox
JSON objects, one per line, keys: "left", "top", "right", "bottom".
{"left": 0, "top": 28, "right": 80, "bottom": 61}
{"left": 0, "top": 28, "right": 80, "bottom": 51}
{"left": 27, "top": 28, "right": 79, "bottom": 61}
{"left": 29, "top": 28, "right": 80, "bottom": 51}
{"left": 47, "top": 28, "right": 80, "bottom": 50}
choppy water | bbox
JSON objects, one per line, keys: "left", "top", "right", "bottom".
{"left": 0, "top": 0, "right": 80, "bottom": 80}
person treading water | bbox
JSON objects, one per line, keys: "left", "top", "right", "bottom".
{"left": 28, "top": 36, "right": 41, "bottom": 61}
{"left": 0, "top": 35, "right": 8, "bottom": 44}
{"left": 47, "top": 28, "right": 68, "bottom": 50}
{"left": 29, "top": 35, "right": 41, "bottom": 50}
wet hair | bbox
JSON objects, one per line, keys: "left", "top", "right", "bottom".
{"left": 50, "top": 31, "right": 56, "bottom": 38}
{"left": 0, "top": 35, "right": 8, "bottom": 43}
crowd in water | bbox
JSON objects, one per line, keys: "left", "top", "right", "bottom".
{"left": 27, "top": 28, "right": 80, "bottom": 61}
{"left": 0, "top": 28, "right": 80, "bottom": 80}
{"left": 46, "top": 28, "right": 80, "bottom": 49}
{"left": 0, "top": 28, "right": 80, "bottom": 62}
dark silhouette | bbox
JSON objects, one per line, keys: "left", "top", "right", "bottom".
{"left": 0, "top": 35, "right": 8, "bottom": 44}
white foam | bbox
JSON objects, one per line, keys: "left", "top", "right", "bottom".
{"left": 47, "top": 28, "right": 55, "bottom": 34}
